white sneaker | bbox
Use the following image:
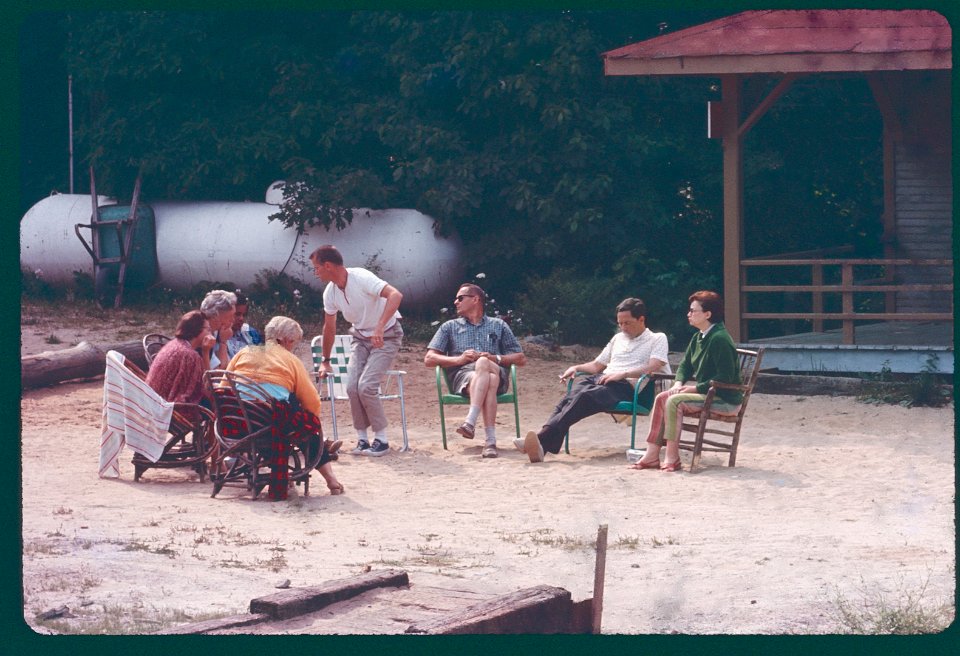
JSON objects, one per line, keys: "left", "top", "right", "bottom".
{"left": 512, "top": 437, "right": 525, "bottom": 452}
{"left": 523, "top": 431, "right": 544, "bottom": 463}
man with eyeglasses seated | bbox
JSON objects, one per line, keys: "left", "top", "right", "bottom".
{"left": 518, "top": 297, "right": 670, "bottom": 464}
{"left": 424, "top": 283, "right": 526, "bottom": 459}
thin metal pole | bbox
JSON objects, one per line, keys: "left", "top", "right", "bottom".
{"left": 68, "top": 74, "right": 74, "bottom": 194}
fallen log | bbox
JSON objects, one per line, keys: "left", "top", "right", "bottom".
{"left": 21, "top": 340, "right": 148, "bottom": 390}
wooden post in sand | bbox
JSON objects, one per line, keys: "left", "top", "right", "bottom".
{"left": 21, "top": 340, "right": 148, "bottom": 390}
{"left": 592, "top": 523, "right": 608, "bottom": 634}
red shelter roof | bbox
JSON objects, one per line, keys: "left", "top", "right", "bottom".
{"left": 603, "top": 10, "right": 951, "bottom": 76}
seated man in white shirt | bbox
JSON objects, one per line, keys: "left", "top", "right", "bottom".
{"left": 518, "top": 297, "right": 671, "bottom": 463}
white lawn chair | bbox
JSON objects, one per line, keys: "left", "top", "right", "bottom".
{"left": 310, "top": 334, "right": 409, "bottom": 451}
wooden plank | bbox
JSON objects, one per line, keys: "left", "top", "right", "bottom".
{"left": 405, "top": 584, "right": 580, "bottom": 635}
{"left": 742, "top": 258, "right": 952, "bottom": 266}
{"left": 741, "top": 312, "right": 952, "bottom": 321}
{"left": 742, "top": 284, "right": 952, "bottom": 293}
{"left": 592, "top": 524, "right": 607, "bottom": 634}
{"left": 249, "top": 569, "right": 409, "bottom": 620}
{"left": 157, "top": 613, "right": 271, "bottom": 635}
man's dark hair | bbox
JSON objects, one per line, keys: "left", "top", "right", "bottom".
{"left": 616, "top": 297, "right": 647, "bottom": 319}
{"left": 175, "top": 310, "right": 207, "bottom": 341}
{"left": 309, "top": 244, "right": 343, "bottom": 266}
{"left": 234, "top": 291, "right": 248, "bottom": 306}
{"left": 457, "top": 283, "right": 486, "bottom": 305}
{"left": 689, "top": 290, "right": 724, "bottom": 323}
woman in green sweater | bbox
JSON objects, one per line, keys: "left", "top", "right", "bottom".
{"left": 631, "top": 290, "right": 742, "bottom": 472}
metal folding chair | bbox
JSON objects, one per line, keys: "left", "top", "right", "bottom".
{"left": 310, "top": 334, "right": 409, "bottom": 451}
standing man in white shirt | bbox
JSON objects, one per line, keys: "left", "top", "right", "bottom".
{"left": 518, "top": 297, "right": 671, "bottom": 463}
{"left": 311, "top": 245, "right": 403, "bottom": 457}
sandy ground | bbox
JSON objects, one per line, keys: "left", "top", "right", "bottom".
{"left": 19, "top": 306, "right": 956, "bottom": 634}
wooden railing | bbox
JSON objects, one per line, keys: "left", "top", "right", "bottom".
{"left": 741, "top": 254, "right": 953, "bottom": 344}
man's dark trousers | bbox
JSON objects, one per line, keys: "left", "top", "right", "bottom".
{"left": 537, "top": 375, "right": 634, "bottom": 454}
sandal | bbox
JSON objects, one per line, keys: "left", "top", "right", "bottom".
{"left": 328, "top": 483, "right": 345, "bottom": 495}
{"left": 629, "top": 459, "right": 660, "bottom": 470}
{"left": 660, "top": 460, "right": 682, "bottom": 472}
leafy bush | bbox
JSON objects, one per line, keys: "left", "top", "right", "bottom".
{"left": 247, "top": 269, "right": 323, "bottom": 322}
{"left": 21, "top": 267, "right": 61, "bottom": 301}
{"left": 514, "top": 268, "right": 619, "bottom": 346}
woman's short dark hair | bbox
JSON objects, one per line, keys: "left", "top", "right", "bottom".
{"left": 234, "top": 290, "right": 248, "bottom": 306}
{"left": 175, "top": 310, "right": 207, "bottom": 341}
{"left": 689, "top": 290, "right": 724, "bottom": 323}
{"left": 616, "top": 297, "right": 647, "bottom": 319}
{"left": 309, "top": 244, "right": 343, "bottom": 266}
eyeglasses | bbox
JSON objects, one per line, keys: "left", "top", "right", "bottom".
{"left": 687, "top": 308, "right": 703, "bottom": 314}
{"left": 455, "top": 294, "right": 476, "bottom": 302}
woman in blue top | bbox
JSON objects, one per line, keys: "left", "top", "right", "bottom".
{"left": 631, "top": 290, "right": 742, "bottom": 472}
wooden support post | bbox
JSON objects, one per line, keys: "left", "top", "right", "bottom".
{"left": 842, "top": 263, "right": 855, "bottom": 344}
{"left": 592, "top": 523, "right": 608, "bottom": 634}
{"left": 811, "top": 264, "right": 824, "bottom": 333}
{"left": 721, "top": 75, "right": 744, "bottom": 341}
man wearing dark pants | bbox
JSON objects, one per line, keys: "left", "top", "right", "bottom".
{"left": 519, "top": 297, "right": 670, "bottom": 462}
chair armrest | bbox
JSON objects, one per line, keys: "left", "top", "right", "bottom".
{"left": 708, "top": 380, "right": 749, "bottom": 392}
{"left": 435, "top": 365, "right": 447, "bottom": 395}
{"left": 632, "top": 374, "right": 649, "bottom": 405}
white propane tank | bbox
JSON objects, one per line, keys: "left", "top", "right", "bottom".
{"left": 20, "top": 194, "right": 463, "bottom": 308}
{"left": 20, "top": 193, "right": 118, "bottom": 283}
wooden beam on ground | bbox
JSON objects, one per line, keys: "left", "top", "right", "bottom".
{"left": 405, "top": 584, "right": 580, "bottom": 634}
{"left": 156, "top": 613, "right": 271, "bottom": 635}
{"left": 249, "top": 569, "right": 409, "bottom": 620}
{"left": 21, "top": 340, "right": 148, "bottom": 390}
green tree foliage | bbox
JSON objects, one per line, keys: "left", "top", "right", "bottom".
{"left": 32, "top": 9, "right": 882, "bottom": 342}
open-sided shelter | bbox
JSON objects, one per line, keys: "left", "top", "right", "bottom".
{"left": 603, "top": 10, "right": 953, "bottom": 373}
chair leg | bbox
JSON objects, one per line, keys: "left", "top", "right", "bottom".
{"left": 327, "top": 391, "right": 339, "bottom": 441}
{"left": 564, "top": 430, "right": 570, "bottom": 455}
{"left": 691, "top": 417, "right": 707, "bottom": 473}
{"left": 438, "top": 400, "right": 449, "bottom": 450}
{"left": 397, "top": 379, "right": 409, "bottom": 452}
{"left": 512, "top": 397, "right": 521, "bottom": 443}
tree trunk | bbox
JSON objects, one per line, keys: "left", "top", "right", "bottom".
{"left": 21, "top": 340, "right": 148, "bottom": 390}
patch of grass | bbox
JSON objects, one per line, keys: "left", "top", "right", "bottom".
{"left": 44, "top": 334, "right": 63, "bottom": 344}
{"left": 120, "top": 539, "right": 179, "bottom": 559}
{"left": 37, "top": 602, "right": 233, "bottom": 635}
{"left": 24, "top": 540, "right": 67, "bottom": 556}
{"left": 857, "top": 356, "right": 952, "bottom": 408}
{"left": 528, "top": 528, "right": 592, "bottom": 551}
{"left": 53, "top": 506, "right": 73, "bottom": 516}
{"left": 256, "top": 550, "right": 288, "bottom": 572}
{"left": 650, "top": 536, "right": 679, "bottom": 548}
{"left": 614, "top": 535, "right": 642, "bottom": 549}
{"left": 831, "top": 575, "right": 954, "bottom": 634}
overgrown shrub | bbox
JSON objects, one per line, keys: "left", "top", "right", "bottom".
{"left": 21, "top": 267, "right": 61, "bottom": 300}
{"left": 514, "top": 268, "right": 619, "bottom": 346}
{"left": 247, "top": 269, "right": 322, "bottom": 322}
